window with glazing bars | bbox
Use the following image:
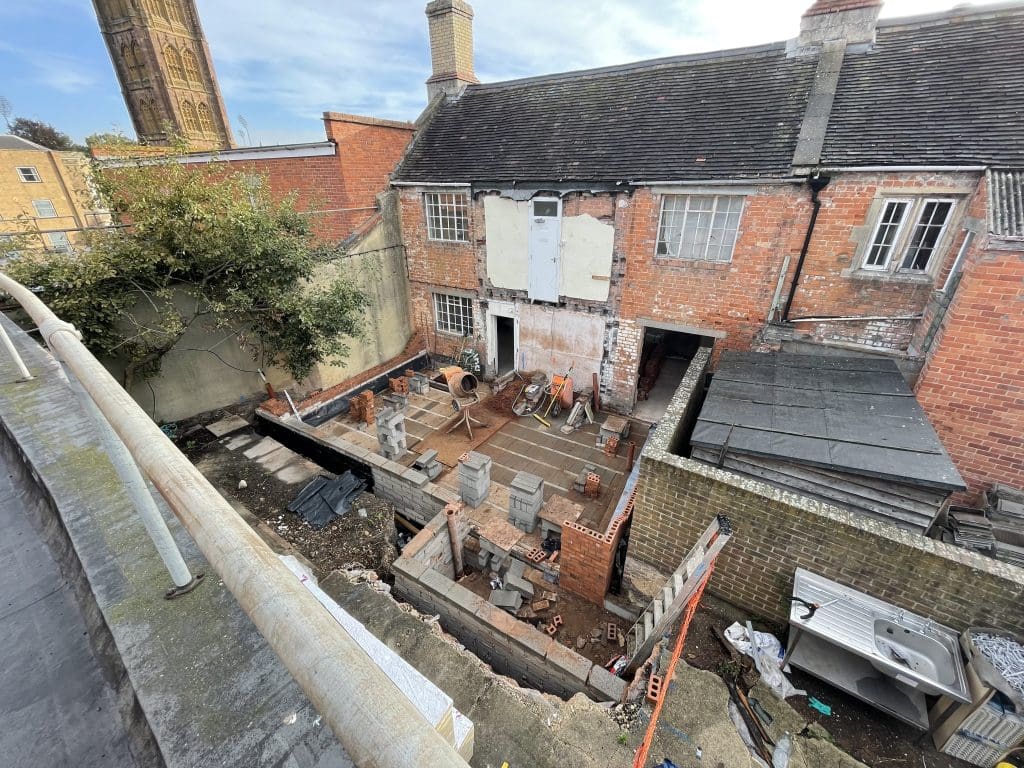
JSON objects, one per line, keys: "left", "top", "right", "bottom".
{"left": 17, "top": 167, "right": 41, "bottom": 182}
{"left": 433, "top": 293, "right": 473, "bottom": 335}
{"left": 32, "top": 199, "right": 57, "bottom": 219}
{"left": 424, "top": 192, "right": 468, "bottom": 242}
{"left": 863, "top": 198, "right": 955, "bottom": 273}
{"left": 656, "top": 195, "right": 744, "bottom": 262}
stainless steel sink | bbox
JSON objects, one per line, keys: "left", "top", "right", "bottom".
{"left": 790, "top": 569, "right": 970, "bottom": 703}
{"left": 873, "top": 619, "right": 959, "bottom": 690}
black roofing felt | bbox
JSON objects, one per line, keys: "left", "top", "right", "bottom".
{"left": 821, "top": 11, "right": 1024, "bottom": 167}
{"left": 396, "top": 7, "right": 1024, "bottom": 182}
{"left": 396, "top": 46, "right": 817, "bottom": 182}
{"left": 691, "top": 353, "right": 966, "bottom": 491}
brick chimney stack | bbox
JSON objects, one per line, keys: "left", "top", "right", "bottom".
{"left": 795, "top": 0, "right": 883, "bottom": 52}
{"left": 425, "top": 0, "right": 479, "bottom": 101}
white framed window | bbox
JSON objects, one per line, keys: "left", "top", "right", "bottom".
{"left": 17, "top": 167, "right": 41, "bottom": 183}
{"left": 425, "top": 192, "right": 469, "bottom": 242}
{"left": 862, "top": 198, "right": 956, "bottom": 273}
{"left": 433, "top": 293, "right": 473, "bottom": 336}
{"left": 45, "top": 232, "right": 71, "bottom": 253}
{"left": 656, "top": 194, "right": 744, "bottom": 262}
{"left": 32, "top": 199, "right": 58, "bottom": 219}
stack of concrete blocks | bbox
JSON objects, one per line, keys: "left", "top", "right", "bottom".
{"left": 412, "top": 448, "right": 443, "bottom": 480}
{"left": 459, "top": 452, "right": 491, "bottom": 508}
{"left": 409, "top": 372, "right": 430, "bottom": 395}
{"left": 504, "top": 558, "right": 535, "bottom": 599}
{"left": 508, "top": 472, "right": 544, "bottom": 533}
{"left": 573, "top": 464, "right": 598, "bottom": 494}
{"left": 596, "top": 415, "right": 630, "bottom": 448}
{"left": 382, "top": 391, "right": 408, "bottom": 413}
{"left": 477, "top": 536, "right": 512, "bottom": 575}
{"left": 376, "top": 406, "right": 407, "bottom": 461}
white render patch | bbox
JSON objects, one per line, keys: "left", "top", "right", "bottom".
{"left": 484, "top": 196, "right": 529, "bottom": 291}
{"left": 517, "top": 304, "right": 606, "bottom": 384}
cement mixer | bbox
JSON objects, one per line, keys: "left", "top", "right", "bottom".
{"left": 440, "top": 366, "right": 479, "bottom": 401}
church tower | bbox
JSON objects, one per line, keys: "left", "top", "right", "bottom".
{"left": 92, "top": 0, "right": 234, "bottom": 150}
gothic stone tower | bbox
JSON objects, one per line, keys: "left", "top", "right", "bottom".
{"left": 93, "top": 0, "right": 234, "bottom": 149}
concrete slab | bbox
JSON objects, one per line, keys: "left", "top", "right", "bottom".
{"left": 222, "top": 433, "right": 256, "bottom": 451}
{"left": 242, "top": 435, "right": 283, "bottom": 459}
{"left": 0, "top": 453, "right": 136, "bottom": 768}
{"left": 205, "top": 414, "right": 249, "bottom": 437}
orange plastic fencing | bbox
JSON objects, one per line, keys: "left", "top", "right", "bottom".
{"left": 632, "top": 561, "right": 716, "bottom": 768}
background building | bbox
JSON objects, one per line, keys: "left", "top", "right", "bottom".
{"left": 92, "top": 0, "right": 233, "bottom": 149}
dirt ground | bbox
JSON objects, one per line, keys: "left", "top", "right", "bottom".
{"left": 458, "top": 567, "right": 629, "bottom": 667}
{"left": 681, "top": 602, "right": 982, "bottom": 768}
{"left": 179, "top": 418, "right": 399, "bottom": 575}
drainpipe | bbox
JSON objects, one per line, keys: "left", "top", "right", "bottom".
{"left": 781, "top": 174, "right": 831, "bottom": 322}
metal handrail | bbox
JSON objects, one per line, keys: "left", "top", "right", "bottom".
{"left": 0, "top": 272, "right": 469, "bottom": 768}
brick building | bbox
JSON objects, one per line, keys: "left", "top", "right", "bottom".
{"left": 99, "top": 111, "right": 414, "bottom": 242}
{"left": 393, "top": 0, "right": 1024, "bottom": 500}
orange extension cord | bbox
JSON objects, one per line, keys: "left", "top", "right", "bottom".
{"left": 632, "top": 561, "right": 716, "bottom": 768}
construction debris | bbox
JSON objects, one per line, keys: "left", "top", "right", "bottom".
{"left": 287, "top": 472, "right": 367, "bottom": 528}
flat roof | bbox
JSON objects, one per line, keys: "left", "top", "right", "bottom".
{"left": 691, "top": 352, "right": 966, "bottom": 491}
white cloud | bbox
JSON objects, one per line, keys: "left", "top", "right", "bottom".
{"left": 196, "top": 0, "right": 968, "bottom": 136}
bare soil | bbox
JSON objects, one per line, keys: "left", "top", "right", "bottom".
{"left": 459, "top": 568, "right": 628, "bottom": 667}
{"left": 682, "top": 603, "right": 983, "bottom": 768}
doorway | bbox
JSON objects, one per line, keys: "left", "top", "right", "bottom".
{"left": 633, "top": 328, "right": 712, "bottom": 423}
{"left": 495, "top": 316, "right": 516, "bottom": 375}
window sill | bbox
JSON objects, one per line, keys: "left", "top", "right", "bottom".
{"left": 652, "top": 256, "right": 733, "bottom": 271}
{"left": 435, "top": 329, "right": 473, "bottom": 339}
{"left": 843, "top": 268, "right": 934, "bottom": 285}
{"left": 426, "top": 237, "right": 471, "bottom": 245}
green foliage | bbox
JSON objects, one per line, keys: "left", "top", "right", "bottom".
{"left": 7, "top": 156, "right": 369, "bottom": 388}
{"left": 85, "top": 131, "right": 138, "bottom": 149}
{"left": 10, "top": 117, "right": 78, "bottom": 150}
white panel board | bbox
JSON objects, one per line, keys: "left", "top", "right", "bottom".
{"left": 560, "top": 214, "right": 614, "bottom": 302}
{"left": 483, "top": 196, "right": 529, "bottom": 290}
{"left": 518, "top": 304, "right": 605, "bottom": 385}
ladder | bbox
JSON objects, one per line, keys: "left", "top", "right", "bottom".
{"left": 625, "top": 514, "right": 732, "bottom": 672}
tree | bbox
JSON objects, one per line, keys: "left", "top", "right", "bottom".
{"left": 9, "top": 117, "right": 78, "bottom": 150}
{"left": 85, "top": 131, "right": 138, "bottom": 149}
{"left": 7, "top": 158, "right": 370, "bottom": 390}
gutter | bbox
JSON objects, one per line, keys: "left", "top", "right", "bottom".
{"left": 781, "top": 174, "right": 832, "bottom": 322}
{"left": 818, "top": 165, "right": 987, "bottom": 173}
{"left": 788, "top": 314, "right": 923, "bottom": 323}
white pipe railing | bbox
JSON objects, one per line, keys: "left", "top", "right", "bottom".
{"left": 0, "top": 272, "right": 469, "bottom": 768}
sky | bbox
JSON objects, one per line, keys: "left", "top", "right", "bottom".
{"left": 1, "top": 0, "right": 959, "bottom": 146}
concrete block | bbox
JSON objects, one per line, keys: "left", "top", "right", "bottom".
{"left": 420, "top": 567, "right": 454, "bottom": 599}
{"left": 505, "top": 621, "right": 554, "bottom": 659}
{"left": 446, "top": 583, "right": 489, "bottom": 614}
{"left": 390, "top": 556, "right": 428, "bottom": 581}
{"left": 587, "top": 664, "right": 627, "bottom": 702}
{"left": 401, "top": 468, "right": 430, "bottom": 488}
{"left": 488, "top": 589, "right": 523, "bottom": 612}
{"left": 545, "top": 642, "right": 593, "bottom": 684}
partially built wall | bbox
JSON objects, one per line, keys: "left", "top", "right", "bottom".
{"left": 624, "top": 350, "right": 1024, "bottom": 635}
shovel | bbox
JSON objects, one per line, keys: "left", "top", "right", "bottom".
{"left": 534, "top": 363, "right": 573, "bottom": 429}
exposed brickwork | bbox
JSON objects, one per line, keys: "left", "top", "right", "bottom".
{"left": 914, "top": 246, "right": 1024, "bottom": 500}
{"left": 560, "top": 503, "right": 632, "bottom": 604}
{"left": 625, "top": 350, "right": 1024, "bottom": 635}
{"left": 258, "top": 332, "right": 424, "bottom": 417}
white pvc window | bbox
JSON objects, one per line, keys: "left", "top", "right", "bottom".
{"left": 864, "top": 199, "right": 910, "bottom": 269}
{"left": 45, "top": 231, "right": 71, "bottom": 253}
{"left": 32, "top": 199, "right": 58, "bottom": 219}
{"left": 17, "top": 166, "right": 41, "bottom": 182}
{"left": 862, "top": 198, "right": 956, "bottom": 274}
{"left": 656, "top": 195, "right": 744, "bottom": 262}
{"left": 425, "top": 192, "right": 469, "bottom": 242}
{"left": 433, "top": 293, "right": 473, "bottom": 336}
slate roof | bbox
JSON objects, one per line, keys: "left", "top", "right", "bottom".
{"left": 396, "top": 4, "right": 1024, "bottom": 183}
{"left": 691, "top": 353, "right": 966, "bottom": 491}
{"left": 821, "top": 8, "right": 1024, "bottom": 167}
{"left": 396, "top": 45, "right": 818, "bottom": 183}
{"left": 0, "top": 134, "right": 48, "bottom": 151}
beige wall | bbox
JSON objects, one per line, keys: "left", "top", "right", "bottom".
{"left": 114, "top": 194, "right": 412, "bottom": 422}
{"left": 0, "top": 148, "right": 106, "bottom": 252}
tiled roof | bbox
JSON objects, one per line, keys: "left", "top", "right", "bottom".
{"left": 396, "top": 4, "right": 1024, "bottom": 183}
{"left": 395, "top": 45, "right": 817, "bottom": 183}
{"left": 0, "top": 134, "right": 48, "bottom": 151}
{"left": 820, "top": 8, "right": 1024, "bottom": 167}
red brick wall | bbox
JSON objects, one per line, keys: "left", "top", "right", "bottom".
{"left": 914, "top": 245, "right": 1024, "bottom": 500}
{"left": 560, "top": 511, "right": 631, "bottom": 604}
